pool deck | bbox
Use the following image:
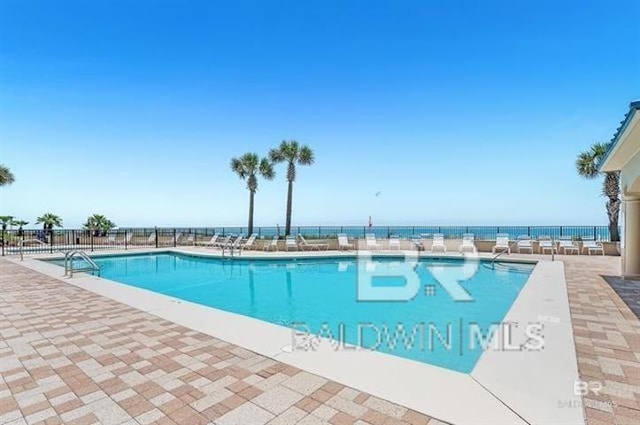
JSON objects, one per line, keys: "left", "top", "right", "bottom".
{"left": 1, "top": 250, "right": 639, "bottom": 424}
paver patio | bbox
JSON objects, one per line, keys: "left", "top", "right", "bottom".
{"left": 0, "top": 259, "right": 436, "bottom": 425}
{"left": 1, "top": 254, "right": 640, "bottom": 424}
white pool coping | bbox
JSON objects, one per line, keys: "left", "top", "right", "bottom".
{"left": 9, "top": 249, "right": 584, "bottom": 425}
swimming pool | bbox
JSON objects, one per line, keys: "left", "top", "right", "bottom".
{"left": 52, "top": 252, "right": 533, "bottom": 373}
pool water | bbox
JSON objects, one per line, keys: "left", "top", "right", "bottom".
{"left": 53, "top": 253, "right": 533, "bottom": 372}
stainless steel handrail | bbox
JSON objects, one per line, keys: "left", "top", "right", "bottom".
{"left": 18, "top": 239, "right": 48, "bottom": 261}
{"left": 65, "top": 250, "right": 101, "bottom": 277}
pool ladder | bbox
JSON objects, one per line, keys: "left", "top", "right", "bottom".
{"left": 64, "top": 250, "right": 101, "bottom": 277}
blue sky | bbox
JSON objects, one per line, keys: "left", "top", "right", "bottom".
{"left": 1, "top": 0, "right": 638, "bottom": 228}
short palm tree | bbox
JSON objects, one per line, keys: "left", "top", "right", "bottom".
{"left": 13, "top": 220, "right": 28, "bottom": 236}
{"left": 36, "top": 213, "right": 63, "bottom": 239}
{"left": 0, "top": 165, "right": 15, "bottom": 186}
{"left": 576, "top": 142, "right": 620, "bottom": 242}
{"left": 83, "top": 214, "right": 116, "bottom": 236}
{"left": 0, "top": 215, "right": 14, "bottom": 231}
{"left": 230, "top": 153, "right": 275, "bottom": 235}
{"left": 269, "top": 140, "right": 314, "bottom": 236}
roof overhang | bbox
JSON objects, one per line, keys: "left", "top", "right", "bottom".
{"left": 600, "top": 100, "right": 640, "bottom": 172}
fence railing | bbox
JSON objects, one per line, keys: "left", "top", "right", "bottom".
{"left": 0, "top": 225, "right": 615, "bottom": 256}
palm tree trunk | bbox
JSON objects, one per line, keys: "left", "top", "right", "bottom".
{"left": 285, "top": 180, "right": 293, "bottom": 236}
{"left": 248, "top": 190, "right": 255, "bottom": 235}
{"left": 607, "top": 199, "right": 621, "bottom": 242}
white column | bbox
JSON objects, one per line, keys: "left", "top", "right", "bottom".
{"left": 623, "top": 196, "right": 640, "bottom": 278}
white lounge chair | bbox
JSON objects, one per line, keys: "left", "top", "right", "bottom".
{"left": 285, "top": 235, "right": 297, "bottom": 251}
{"left": 198, "top": 234, "right": 219, "bottom": 247}
{"left": 181, "top": 234, "right": 195, "bottom": 246}
{"left": 538, "top": 237, "right": 556, "bottom": 254}
{"left": 431, "top": 233, "right": 446, "bottom": 253}
{"left": 492, "top": 234, "right": 510, "bottom": 254}
{"left": 516, "top": 236, "right": 534, "bottom": 254}
{"left": 107, "top": 233, "right": 117, "bottom": 245}
{"left": 263, "top": 235, "right": 279, "bottom": 251}
{"left": 338, "top": 233, "right": 354, "bottom": 250}
{"left": 173, "top": 232, "right": 182, "bottom": 245}
{"left": 147, "top": 232, "right": 156, "bottom": 245}
{"left": 582, "top": 240, "right": 604, "bottom": 256}
{"left": 558, "top": 239, "right": 579, "bottom": 255}
{"left": 458, "top": 233, "right": 476, "bottom": 253}
{"left": 239, "top": 234, "right": 257, "bottom": 251}
{"left": 298, "top": 235, "right": 329, "bottom": 251}
{"left": 125, "top": 231, "right": 134, "bottom": 244}
{"left": 214, "top": 235, "right": 232, "bottom": 249}
{"left": 388, "top": 235, "right": 401, "bottom": 250}
{"left": 365, "top": 233, "right": 381, "bottom": 250}
{"left": 225, "top": 234, "right": 244, "bottom": 251}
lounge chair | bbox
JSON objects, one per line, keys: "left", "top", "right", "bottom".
{"left": 214, "top": 235, "right": 232, "bottom": 249}
{"left": 582, "top": 240, "right": 604, "bottom": 256}
{"left": 365, "top": 233, "right": 381, "bottom": 250}
{"left": 173, "top": 232, "right": 182, "bottom": 245}
{"left": 338, "top": 233, "right": 354, "bottom": 250}
{"left": 107, "top": 233, "right": 117, "bottom": 245}
{"left": 411, "top": 236, "right": 423, "bottom": 251}
{"left": 125, "top": 231, "right": 134, "bottom": 244}
{"left": 225, "top": 234, "right": 244, "bottom": 251}
{"left": 558, "top": 239, "right": 579, "bottom": 255}
{"left": 198, "top": 234, "right": 219, "bottom": 247}
{"left": 147, "top": 232, "right": 156, "bottom": 245}
{"left": 516, "top": 235, "right": 534, "bottom": 254}
{"left": 181, "top": 234, "right": 195, "bottom": 246}
{"left": 458, "top": 233, "right": 476, "bottom": 253}
{"left": 263, "top": 235, "right": 279, "bottom": 251}
{"left": 492, "top": 234, "right": 510, "bottom": 254}
{"left": 298, "top": 235, "right": 329, "bottom": 251}
{"left": 388, "top": 235, "right": 401, "bottom": 250}
{"left": 538, "top": 237, "right": 556, "bottom": 254}
{"left": 285, "top": 235, "right": 297, "bottom": 251}
{"left": 431, "top": 234, "right": 446, "bottom": 253}
{"left": 239, "top": 234, "right": 258, "bottom": 251}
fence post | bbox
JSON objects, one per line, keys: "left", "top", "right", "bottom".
{"left": 155, "top": 228, "right": 159, "bottom": 248}
{"left": 318, "top": 226, "right": 321, "bottom": 238}
{"left": 173, "top": 228, "right": 177, "bottom": 247}
{"left": 50, "top": 231, "right": 54, "bottom": 253}
{"left": 387, "top": 226, "right": 391, "bottom": 238}
{"left": 593, "top": 226, "right": 597, "bottom": 240}
{"left": 560, "top": 226, "right": 563, "bottom": 237}
{"left": 90, "top": 232, "right": 94, "bottom": 252}
{"left": 1, "top": 230, "right": 4, "bottom": 257}
{"left": 124, "top": 230, "right": 128, "bottom": 250}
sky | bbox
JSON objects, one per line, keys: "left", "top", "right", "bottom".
{"left": 0, "top": 0, "right": 639, "bottom": 228}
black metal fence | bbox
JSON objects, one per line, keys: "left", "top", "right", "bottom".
{"left": 0, "top": 225, "right": 614, "bottom": 256}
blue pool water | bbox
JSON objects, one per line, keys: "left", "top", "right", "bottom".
{"left": 53, "top": 253, "right": 533, "bottom": 373}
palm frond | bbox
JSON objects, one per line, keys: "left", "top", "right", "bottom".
{"left": 0, "top": 164, "right": 15, "bottom": 186}
{"left": 259, "top": 158, "right": 275, "bottom": 180}
{"left": 298, "top": 145, "right": 315, "bottom": 165}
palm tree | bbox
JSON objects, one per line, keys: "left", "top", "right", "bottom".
{"left": 0, "top": 216, "right": 12, "bottom": 246}
{"left": 13, "top": 220, "right": 28, "bottom": 236}
{"left": 269, "top": 140, "right": 315, "bottom": 236}
{"left": 83, "top": 214, "right": 116, "bottom": 236}
{"left": 0, "top": 215, "right": 14, "bottom": 231}
{"left": 230, "top": 153, "right": 275, "bottom": 235}
{"left": 576, "top": 142, "right": 620, "bottom": 242}
{"left": 36, "top": 213, "right": 63, "bottom": 241}
{"left": 0, "top": 165, "right": 15, "bottom": 186}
